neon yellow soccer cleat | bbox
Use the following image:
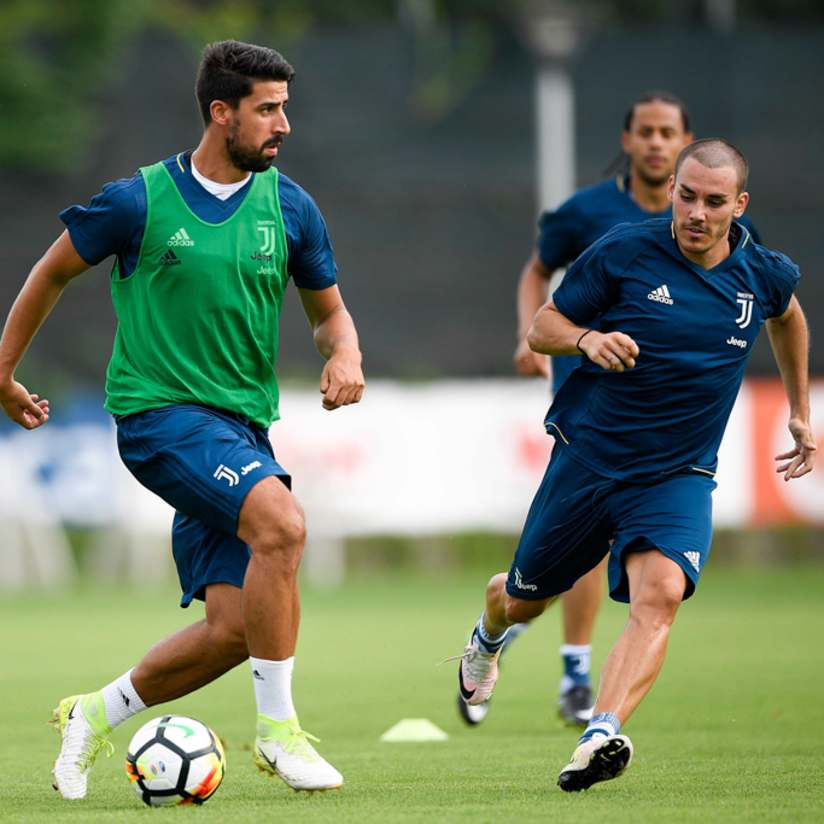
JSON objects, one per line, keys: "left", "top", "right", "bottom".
{"left": 50, "top": 694, "right": 113, "bottom": 800}
{"left": 254, "top": 714, "right": 343, "bottom": 792}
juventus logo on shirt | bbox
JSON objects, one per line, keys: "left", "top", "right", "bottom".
{"left": 257, "top": 220, "right": 278, "bottom": 256}
{"left": 735, "top": 292, "right": 754, "bottom": 329}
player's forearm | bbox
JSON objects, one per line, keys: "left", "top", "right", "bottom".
{"left": 767, "top": 302, "right": 811, "bottom": 421}
{"left": 527, "top": 302, "right": 588, "bottom": 356}
{"left": 313, "top": 305, "right": 362, "bottom": 362}
{"left": 516, "top": 260, "right": 550, "bottom": 341}
{"left": 0, "top": 263, "right": 73, "bottom": 381}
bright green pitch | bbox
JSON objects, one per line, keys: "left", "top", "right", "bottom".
{"left": 1, "top": 564, "right": 823, "bottom": 823}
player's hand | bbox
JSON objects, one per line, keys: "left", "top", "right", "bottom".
{"left": 774, "top": 417, "right": 816, "bottom": 481}
{"left": 578, "top": 331, "right": 639, "bottom": 373}
{"left": 0, "top": 378, "right": 50, "bottom": 429}
{"left": 319, "top": 346, "right": 365, "bottom": 411}
{"left": 513, "top": 337, "right": 550, "bottom": 377}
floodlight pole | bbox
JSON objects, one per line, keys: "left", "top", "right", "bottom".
{"left": 535, "top": 66, "right": 575, "bottom": 211}
{"left": 704, "top": 0, "right": 736, "bottom": 32}
{"left": 520, "top": 5, "right": 585, "bottom": 212}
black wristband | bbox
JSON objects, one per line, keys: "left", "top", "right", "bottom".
{"left": 576, "top": 329, "right": 594, "bottom": 352}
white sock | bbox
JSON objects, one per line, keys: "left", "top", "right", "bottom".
{"left": 100, "top": 668, "right": 147, "bottom": 730}
{"left": 250, "top": 656, "right": 296, "bottom": 721}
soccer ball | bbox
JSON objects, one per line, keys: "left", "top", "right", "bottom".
{"left": 125, "top": 715, "right": 225, "bottom": 806}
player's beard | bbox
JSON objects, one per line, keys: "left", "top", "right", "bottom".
{"left": 635, "top": 164, "right": 671, "bottom": 188}
{"left": 226, "top": 122, "right": 284, "bottom": 172}
{"left": 678, "top": 218, "right": 729, "bottom": 255}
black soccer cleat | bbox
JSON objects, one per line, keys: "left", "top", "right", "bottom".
{"left": 557, "top": 684, "right": 595, "bottom": 727}
{"left": 557, "top": 734, "right": 633, "bottom": 792}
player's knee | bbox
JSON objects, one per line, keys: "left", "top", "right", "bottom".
{"left": 251, "top": 508, "right": 306, "bottom": 566}
{"left": 485, "top": 572, "right": 508, "bottom": 602}
{"left": 279, "top": 512, "right": 307, "bottom": 551}
{"left": 504, "top": 595, "right": 546, "bottom": 624}
{"left": 631, "top": 575, "right": 684, "bottom": 626}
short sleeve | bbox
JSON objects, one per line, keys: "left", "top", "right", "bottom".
{"left": 551, "top": 233, "right": 617, "bottom": 325}
{"left": 764, "top": 255, "right": 800, "bottom": 318}
{"left": 536, "top": 198, "right": 584, "bottom": 271}
{"left": 279, "top": 175, "right": 338, "bottom": 290}
{"left": 59, "top": 175, "right": 146, "bottom": 267}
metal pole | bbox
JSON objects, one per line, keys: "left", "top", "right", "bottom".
{"left": 704, "top": 0, "right": 736, "bottom": 32}
{"left": 535, "top": 62, "right": 575, "bottom": 212}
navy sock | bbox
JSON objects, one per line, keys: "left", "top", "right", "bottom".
{"left": 579, "top": 711, "right": 620, "bottom": 744}
{"left": 560, "top": 643, "right": 592, "bottom": 692}
{"left": 474, "top": 614, "right": 508, "bottom": 653}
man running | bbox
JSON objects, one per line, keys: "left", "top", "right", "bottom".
{"left": 0, "top": 40, "right": 363, "bottom": 797}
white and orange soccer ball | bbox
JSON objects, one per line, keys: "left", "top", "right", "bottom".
{"left": 125, "top": 715, "right": 225, "bottom": 806}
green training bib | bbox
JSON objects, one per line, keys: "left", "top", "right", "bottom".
{"left": 105, "top": 161, "right": 289, "bottom": 427}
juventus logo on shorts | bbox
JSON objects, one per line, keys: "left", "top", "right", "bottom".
{"left": 213, "top": 464, "right": 239, "bottom": 487}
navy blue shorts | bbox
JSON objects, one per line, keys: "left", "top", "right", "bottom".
{"left": 506, "top": 445, "right": 715, "bottom": 604}
{"left": 116, "top": 404, "right": 291, "bottom": 607}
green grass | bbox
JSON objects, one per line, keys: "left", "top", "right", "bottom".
{"left": 1, "top": 564, "right": 823, "bottom": 822}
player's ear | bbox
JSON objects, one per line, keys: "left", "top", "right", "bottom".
{"left": 733, "top": 191, "right": 749, "bottom": 218}
{"left": 620, "top": 129, "right": 632, "bottom": 154}
{"left": 209, "top": 99, "right": 233, "bottom": 127}
{"left": 666, "top": 174, "right": 675, "bottom": 201}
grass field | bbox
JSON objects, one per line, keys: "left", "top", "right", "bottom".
{"left": 1, "top": 563, "right": 823, "bottom": 822}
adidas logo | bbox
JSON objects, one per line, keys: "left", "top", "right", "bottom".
{"left": 683, "top": 551, "right": 701, "bottom": 572}
{"left": 159, "top": 249, "right": 182, "bottom": 266}
{"left": 647, "top": 284, "right": 674, "bottom": 305}
{"left": 167, "top": 227, "right": 194, "bottom": 247}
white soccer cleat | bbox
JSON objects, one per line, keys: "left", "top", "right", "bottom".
{"left": 50, "top": 695, "right": 113, "bottom": 800}
{"left": 456, "top": 692, "right": 491, "bottom": 725}
{"left": 455, "top": 624, "right": 525, "bottom": 725}
{"left": 254, "top": 715, "right": 343, "bottom": 792}
{"left": 557, "top": 734, "right": 633, "bottom": 792}
{"left": 456, "top": 633, "right": 501, "bottom": 706}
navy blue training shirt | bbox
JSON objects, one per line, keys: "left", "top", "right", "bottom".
{"left": 59, "top": 152, "right": 338, "bottom": 289}
{"left": 547, "top": 218, "right": 799, "bottom": 481}
{"left": 537, "top": 177, "right": 761, "bottom": 393}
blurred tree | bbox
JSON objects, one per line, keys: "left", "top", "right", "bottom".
{"left": 739, "top": 0, "right": 824, "bottom": 20}
{"left": 0, "top": 0, "right": 147, "bottom": 172}
{"left": 0, "top": 0, "right": 402, "bottom": 173}
{"left": 147, "top": 0, "right": 400, "bottom": 51}
{"left": 400, "top": 0, "right": 500, "bottom": 121}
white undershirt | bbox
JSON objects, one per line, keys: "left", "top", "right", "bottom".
{"left": 190, "top": 157, "right": 251, "bottom": 201}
